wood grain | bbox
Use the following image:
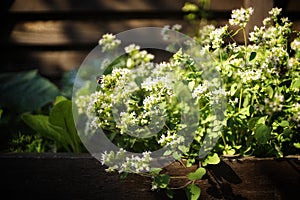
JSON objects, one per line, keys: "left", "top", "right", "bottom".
{"left": 1, "top": 153, "right": 299, "bottom": 200}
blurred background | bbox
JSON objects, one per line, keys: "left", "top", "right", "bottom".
{"left": 1, "top": 0, "right": 299, "bottom": 83}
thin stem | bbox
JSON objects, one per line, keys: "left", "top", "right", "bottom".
{"left": 242, "top": 28, "right": 248, "bottom": 65}
{"left": 242, "top": 28, "right": 248, "bottom": 47}
{"left": 238, "top": 88, "right": 243, "bottom": 112}
{"left": 169, "top": 180, "right": 192, "bottom": 190}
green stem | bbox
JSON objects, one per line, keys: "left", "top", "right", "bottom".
{"left": 242, "top": 28, "right": 248, "bottom": 64}
{"left": 238, "top": 88, "right": 243, "bottom": 112}
{"left": 243, "top": 28, "right": 247, "bottom": 47}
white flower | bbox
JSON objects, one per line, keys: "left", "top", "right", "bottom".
{"left": 99, "top": 33, "right": 121, "bottom": 52}
{"left": 210, "top": 25, "right": 228, "bottom": 49}
{"left": 125, "top": 44, "right": 140, "bottom": 54}
{"left": 229, "top": 7, "right": 254, "bottom": 27}
{"left": 269, "top": 7, "right": 282, "bottom": 17}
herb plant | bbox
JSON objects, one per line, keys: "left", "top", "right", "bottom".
{"left": 74, "top": 7, "right": 300, "bottom": 200}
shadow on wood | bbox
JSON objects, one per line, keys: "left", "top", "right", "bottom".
{"left": 1, "top": 153, "right": 299, "bottom": 200}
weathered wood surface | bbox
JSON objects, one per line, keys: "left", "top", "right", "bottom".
{"left": 1, "top": 153, "right": 299, "bottom": 200}
{"left": 1, "top": 0, "right": 300, "bottom": 79}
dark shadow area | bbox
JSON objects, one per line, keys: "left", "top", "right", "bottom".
{"left": 205, "top": 160, "right": 246, "bottom": 200}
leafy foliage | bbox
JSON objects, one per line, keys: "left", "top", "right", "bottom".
{"left": 22, "top": 97, "right": 85, "bottom": 153}
{"left": 0, "top": 70, "right": 59, "bottom": 113}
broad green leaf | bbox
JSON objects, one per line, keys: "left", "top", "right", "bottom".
{"left": 188, "top": 167, "right": 206, "bottom": 181}
{"left": 21, "top": 114, "right": 71, "bottom": 152}
{"left": 54, "top": 96, "right": 68, "bottom": 105}
{"left": 279, "top": 120, "right": 289, "bottom": 127}
{"left": 186, "top": 184, "right": 201, "bottom": 200}
{"left": 254, "top": 124, "right": 271, "bottom": 144}
{"left": 154, "top": 174, "right": 170, "bottom": 189}
{"left": 0, "top": 70, "right": 59, "bottom": 113}
{"left": 249, "top": 52, "right": 256, "bottom": 61}
{"left": 202, "top": 153, "right": 220, "bottom": 166}
{"left": 48, "top": 99, "right": 83, "bottom": 152}
{"left": 294, "top": 143, "right": 300, "bottom": 149}
{"left": 0, "top": 109, "right": 2, "bottom": 119}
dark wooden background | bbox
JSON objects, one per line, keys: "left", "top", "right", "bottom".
{"left": 1, "top": 0, "right": 300, "bottom": 83}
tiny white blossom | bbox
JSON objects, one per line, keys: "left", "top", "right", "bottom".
{"left": 99, "top": 33, "right": 121, "bottom": 52}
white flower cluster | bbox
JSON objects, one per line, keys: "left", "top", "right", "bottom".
{"left": 101, "top": 149, "right": 152, "bottom": 173}
{"left": 210, "top": 25, "right": 228, "bottom": 49}
{"left": 291, "top": 103, "right": 300, "bottom": 124}
{"left": 249, "top": 10, "right": 292, "bottom": 48}
{"left": 237, "top": 69, "right": 262, "bottom": 83}
{"left": 209, "top": 88, "right": 227, "bottom": 104}
{"left": 269, "top": 7, "right": 282, "bottom": 18}
{"left": 98, "top": 33, "right": 121, "bottom": 52}
{"left": 161, "top": 24, "right": 182, "bottom": 40}
{"left": 195, "top": 25, "right": 216, "bottom": 46}
{"left": 291, "top": 38, "right": 300, "bottom": 51}
{"left": 229, "top": 7, "right": 254, "bottom": 27}
{"left": 125, "top": 44, "right": 154, "bottom": 68}
{"left": 158, "top": 131, "right": 185, "bottom": 150}
{"left": 192, "top": 81, "right": 209, "bottom": 99}
{"left": 264, "top": 93, "right": 284, "bottom": 114}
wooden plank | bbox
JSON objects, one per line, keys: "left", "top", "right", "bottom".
{"left": 2, "top": 50, "right": 87, "bottom": 77}
{"left": 8, "top": 0, "right": 242, "bottom": 12}
{"left": 6, "top": 19, "right": 243, "bottom": 46}
{"left": 9, "top": 0, "right": 187, "bottom": 12}
{"left": 0, "top": 153, "right": 299, "bottom": 200}
{"left": 8, "top": 19, "right": 189, "bottom": 45}
{"left": 209, "top": 0, "right": 243, "bottom": 11}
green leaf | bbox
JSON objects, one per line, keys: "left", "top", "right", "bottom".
{"left": 150, "top": 168, "right": 162, "bottom": 175}
{"left": 279, "top": 120, "right": 289, "bottom": 127}
{"left": 188, "top": 81, "right": 195, "bottom": 91}
{"left": 248, "top": 117, "right": 260, "bottom": 130}
{"left": 49, "top": 100, "right": 82, "bottom": 152}
{"left": 291, "top": 78, "right": 300, "bottom": 89}
{"left": 230, "top": 83, "right": 238, "bottom": 96}
{"left": 21, "top": 114, "right": 71, "bottom": 152}
{"left": 172, "top": 151, "right": 182, "bottom": 160}
{"left": 182, "top": 2, "right": 199, "bottom": 12}
{"left": 186, "top": 184, "right": 201, "bottom": 200}
{"left": 0, "top": 70, "right": 59, "bottom": 113}
{"left": 54, "top": 96, "right": 68, "bottom": 105}
{"left": 294, "top": 143, "right": 300, "bottom": 149}
{"left": 254, "top": 124, "right": 271, "bottom": 144}
{"left": 0, "top": 109, "right": 2, "bottom": 119}
{"left": 165, "top": 189, "right": 174, "bottom": 199}
{"left": 154, "top": 174, "right": 170, "bottom": 189}
{"left": 188, "top": 167, "right": 206, "bottom": 181}
{"left": 249, "top": 52, "right": 256, "bottom": 61}
{"left": 265, "top": 86, "right": 274, "bottom": 99}
{"left": 202, "top": 153, "right": 220, "bottom": 166}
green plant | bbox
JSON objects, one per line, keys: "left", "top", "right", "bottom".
{"left": 22, "top": 96, "right": 85, "bottom": 153}
{"left": 0, "top": 70, "right": 85, "bottom": 153}
{"left": 74, "top": 6, "right": 300, "bottom": 200}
